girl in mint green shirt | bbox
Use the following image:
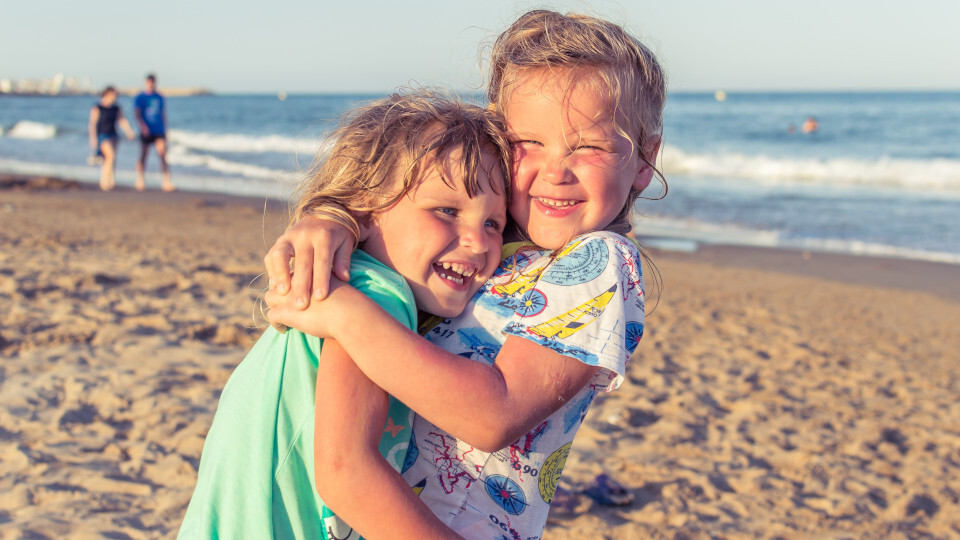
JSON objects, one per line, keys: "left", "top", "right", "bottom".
{"left": 179, "top": 90, "right": 511, "bottom": 540}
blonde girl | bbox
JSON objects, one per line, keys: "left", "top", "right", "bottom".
{"left": 180, "top": 90, "right": 510, "bottom": 540}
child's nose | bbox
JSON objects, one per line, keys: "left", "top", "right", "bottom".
{"left": 539, "top": 156, "right": 573, "bottom": 184}
{"left": 459, "top": 223, "right": 490, "bottom": 254}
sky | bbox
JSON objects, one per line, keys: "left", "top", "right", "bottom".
{"left": 5, "top": 0, "right": 960, "bottom": 93}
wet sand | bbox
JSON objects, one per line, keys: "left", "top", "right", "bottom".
{"left": 2, "top": 177, "right": 958, "bottom": 538}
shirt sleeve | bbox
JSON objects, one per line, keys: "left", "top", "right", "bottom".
{"left": 347, "top": 251, "right": 418, "bottom": 332}
{"left": 500, "top": 232, "right": 645, "bottom": 389}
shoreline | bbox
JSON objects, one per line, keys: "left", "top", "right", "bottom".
{"left": 640, "top": 240, "right": 960, "bottom": 304}
{"left": 2, "top": 175, "right": 959, "bottom": 537}
{"left": 5, "top": 172, "right": 959, "bottom": 304}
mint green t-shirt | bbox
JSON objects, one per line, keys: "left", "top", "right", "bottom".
{"left": 179, "top": 251, "right": 417, "bottom": 539}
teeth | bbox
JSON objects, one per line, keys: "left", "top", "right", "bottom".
{"left": 435, "top": 262, "right": 476, "bottom": 283}
{"left": 536, "top": 197, "right": 577, "bottom": 208}
{"left": 437, "top": 271, "right": 464, "bottom": 285}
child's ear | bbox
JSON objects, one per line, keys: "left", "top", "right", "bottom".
{"left": 633, "top": 134, "right": 662, "bottom": 193}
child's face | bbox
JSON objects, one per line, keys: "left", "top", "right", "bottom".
{"left": 361, "top": 149, "right": 507, "bottom": 318}
{"left": 504, "top": 70, "right": 647, "bottom": 249}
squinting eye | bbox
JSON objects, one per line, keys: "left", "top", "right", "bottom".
{"left": 511, "top": 140, "right": 540, "bottom": 147}
{"left": 437, "top": 208, "right": 456, "bottom": 216}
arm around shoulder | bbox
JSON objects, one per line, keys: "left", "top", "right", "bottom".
{"left": 264, "top": 215, "right": 356, "bottom": 305}
{"left": 307, "top": 285, "right": 600, "bottom": 452}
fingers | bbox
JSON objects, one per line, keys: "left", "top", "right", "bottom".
{"left": 264, "top": 241, "right": 295, "bottom": 295}
{"left": 312, "top": 236, "right": 353, "bottom": 300}
{"left": 263, "top": 289, "right": 289, "bottom": 333}
{"left": 264, "top": 287, "right": 279, "bottom": 309}
{"left": 290, "top": 245, "right": 315, "bottom": 309}
{"left": 332, "top": 241, "right": 354, "bottom": 284}
{"left": 264, "top": 216, "right": 357, "bottom": 304}
{"left": 311, "top": 255, "right": 332, "bottom": 301}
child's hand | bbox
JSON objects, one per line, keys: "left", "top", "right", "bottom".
{"left": 264, "top": 277, "right": 354, "bottom": 338}
{"left": 264, "top": 216, "right": 355, "bottom": 308}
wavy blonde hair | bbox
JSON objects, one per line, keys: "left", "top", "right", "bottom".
{"left": 487, "top": 9, "right": 667, "bottom": 235}
{"left": 291, "top": 90, "right": 512, "bottom": 242}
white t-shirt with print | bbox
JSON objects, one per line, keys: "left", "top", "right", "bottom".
{"left": 400, "top": 231, "right": 646, "bottom": 539}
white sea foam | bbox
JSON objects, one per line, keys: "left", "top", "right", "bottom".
{"left": 166, "top": 129, "right": 322, "bottom": 155}
{"left": 0, "top": 157, "right": 296, "bottom": 199}
{"left": 7, "top": 121, "right": 57, "bottom": 140}
{"left": 635, "top": 215, "right": 960, "bottom": 265}
{"left": 659, "top": 144, "right": 960, "bottom": 191}
{"left": 165, "top": 145, "right": 284, "bottom": 179}
{"left": 787, "top": 237, "right": 960, "bottom": 265}
{"left": 636, "top": 217, "right": 783, "bottom": 249}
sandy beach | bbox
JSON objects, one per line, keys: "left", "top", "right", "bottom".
{"left": 2, "top": 176, "right": 958, "bottom": 539}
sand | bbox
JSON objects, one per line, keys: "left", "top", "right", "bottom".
{"left": 2, "top": 176, "right": 958, "bottom": 539}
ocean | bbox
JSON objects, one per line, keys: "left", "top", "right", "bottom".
{"left": 2, "top": 91, "right": 959, "bottom": 264}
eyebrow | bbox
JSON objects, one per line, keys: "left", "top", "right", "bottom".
{"left": 577, "top": 133, "right": 615, "bottom": 143}
{"left": 415, "top": 190, "right": 469, "bottom": 205}
{"left": 510, "top": 121, "right": 617, "bottom": 139}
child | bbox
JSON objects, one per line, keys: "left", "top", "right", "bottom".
{"left": 88, "top": 86, "right": 135, "bottom": 191}
{"left": 264, "top": 10, "right": 666, "bottom": 538}
{"left": 178, "top": 91, "right": 511, "bottom": 539}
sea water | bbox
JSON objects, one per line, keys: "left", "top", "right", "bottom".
{"left": 1, "top": 91, "right": 959, "bottom": 264}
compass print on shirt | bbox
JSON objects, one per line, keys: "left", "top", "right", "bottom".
{"left": 484, "top": 474, "right": 527, "bottom": 515}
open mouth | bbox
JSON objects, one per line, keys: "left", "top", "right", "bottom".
{"left": 433, "top": 262, "right": 477, "bottom": 285}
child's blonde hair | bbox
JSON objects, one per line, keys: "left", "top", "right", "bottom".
{"left": 488, "top": 10, "right": 667, "bottom": 235}
{"left": 291, "top": 90, "right": 512, "bottom": 241}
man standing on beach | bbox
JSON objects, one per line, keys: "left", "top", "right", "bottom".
{"left": 134, "top": 73, "right": 174, "bottom": 192}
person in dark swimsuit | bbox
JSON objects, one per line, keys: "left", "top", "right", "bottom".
{"left": 88, "top": 86, "right": 134, "bottom": 191}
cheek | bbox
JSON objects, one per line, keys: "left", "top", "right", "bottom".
{"left": 508, "top": 195, "right": 528, "bottom": 223}
{"left": 484, "top": 250, "right": 501, "bottom": 278}
{"left": 510, "top": 168, "right": 534, "bottom": 203}
{"left": 512, "top": 154, "right": 538, "bottom": 186}
{"left": 490, "top": 231, "right": 505, "bottom": 256}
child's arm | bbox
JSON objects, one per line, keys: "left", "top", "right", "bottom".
{"left": 264, "top": 216, "right": 354, "bottom": 304}
{"left": 272, "top": 284, "right": 599, "bottom": 452}
{"left": 315, "top": 338, "right": 461, "bottom": 539}
{"left": 88, "top": 106, "right": 99, "bottom": 150}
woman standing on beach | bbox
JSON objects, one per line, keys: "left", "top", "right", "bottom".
{"left": 88, "top": 86, "right": 134, "bottom": 191}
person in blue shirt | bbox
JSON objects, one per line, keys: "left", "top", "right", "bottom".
{"left": 134, "top": 73, "right": 174, "bottom": 192}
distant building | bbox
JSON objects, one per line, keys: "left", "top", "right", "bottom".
{"left": 0, "top": 75, "right": 210, "bottom": 96}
